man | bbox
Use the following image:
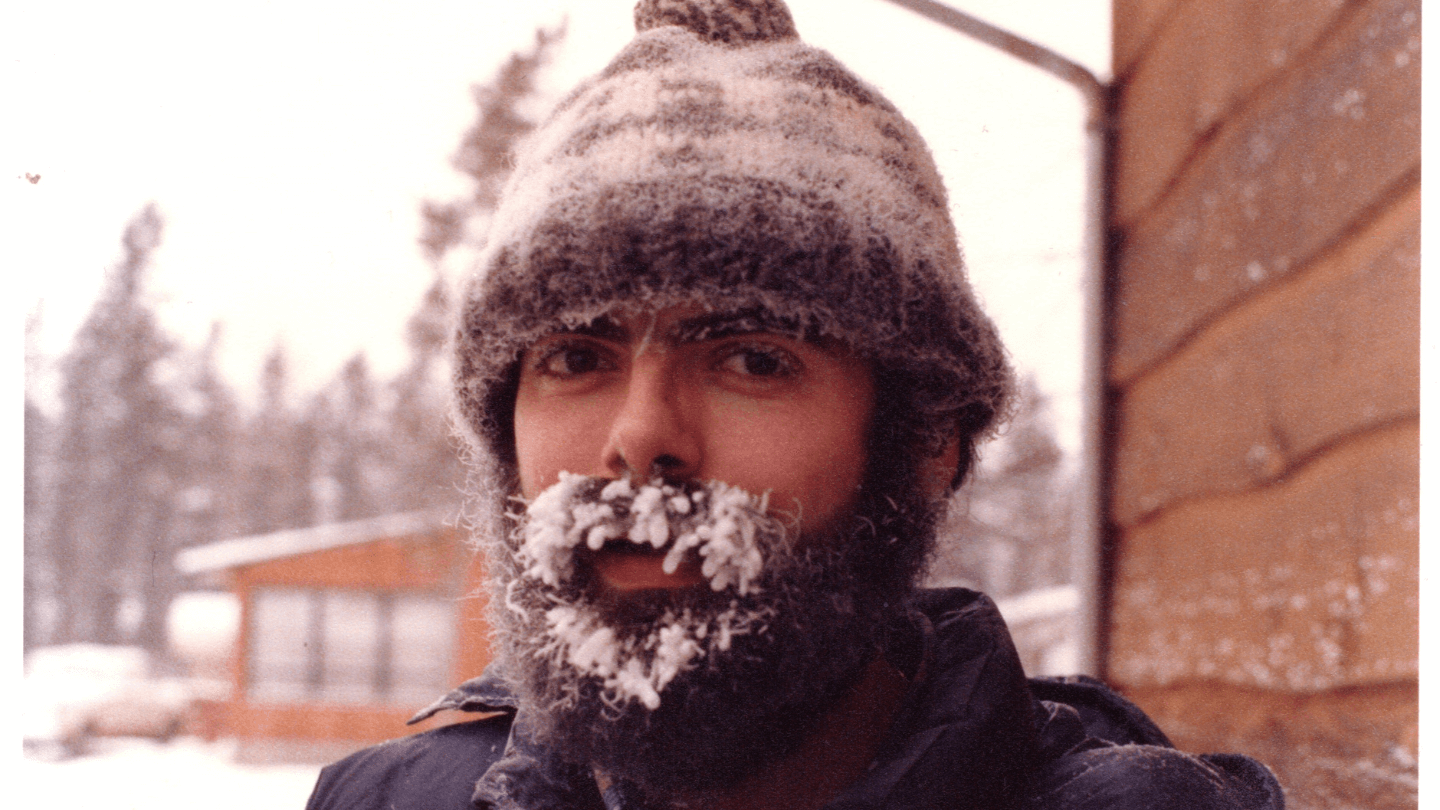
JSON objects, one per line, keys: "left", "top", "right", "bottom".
{"left": 308, "top": 1, "right": 1284, "bottom": 808}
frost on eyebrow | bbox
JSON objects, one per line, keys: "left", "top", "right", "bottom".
{"left": 667, "top": 308, "right": 808, "bottom": 344}
{"left": 540, "top": 315, "right": 630, "bottom": 343}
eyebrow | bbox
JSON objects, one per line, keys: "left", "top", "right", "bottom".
{"left": 543, "top": 309, "right": 808, "bottom": 345}
{"left": 669, "top": 309, "right": 805, "bottom": 343}
{"left": 561, "top": 317, "right": 629, "bottom": 341}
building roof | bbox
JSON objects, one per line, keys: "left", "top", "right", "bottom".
{"left": 175, "top": 510, "right": 456, "bottom": 575}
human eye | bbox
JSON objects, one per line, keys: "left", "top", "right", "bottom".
{"left": 714, "top": 341, "right": 801, "bottom": 379}
{"left": 529, "top": 338, "right": 615, "bottom": 378}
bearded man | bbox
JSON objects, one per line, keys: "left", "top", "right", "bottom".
{"left": 307, "top": 1, "right": 1283, "bottom": 808}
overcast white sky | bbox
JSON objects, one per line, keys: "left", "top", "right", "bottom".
{"left": 8, "top": 0, "right": 1109, "bottom": 454}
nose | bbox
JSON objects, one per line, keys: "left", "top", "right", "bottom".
{"left": 600, "top": 352, "right": 701, "bottom": 482}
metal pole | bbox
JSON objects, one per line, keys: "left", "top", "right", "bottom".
{"left": 878, "top": 0, "right": 1107, "bottom": 125}
{"left": 1073, "top": 104, "right": 1109, "bottom": 680}
{"left": 879, "top": 0, "right": 1111, "bottom": 678}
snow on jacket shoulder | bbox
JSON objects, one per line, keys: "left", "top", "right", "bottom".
{"left": 306, "top": 588, "right": 1284, "bottom": 810}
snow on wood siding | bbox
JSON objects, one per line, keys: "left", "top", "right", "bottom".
{"left": 1107, "top": 0, "right": 1418, "bottom": 807}
{"left": 1109, "top": 0, "right": 1419, "bottom": 385}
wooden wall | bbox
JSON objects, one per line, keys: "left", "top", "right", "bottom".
{"left": 1106, "top": 1, "right": 1418, "bottom": 807}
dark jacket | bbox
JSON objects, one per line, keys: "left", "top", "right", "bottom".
{"left": 307, "top": 588, "right": 1284, "bottom": 810}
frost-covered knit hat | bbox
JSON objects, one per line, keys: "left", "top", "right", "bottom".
{"left": 455, "top": 0, "right": 1012, "bottom": 496}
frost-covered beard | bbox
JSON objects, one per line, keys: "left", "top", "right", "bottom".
{"left": 512, "top": 474, "right": 775, "bottom": 708}
{"left": 495, "top": 473, "right": 911, "bottom": 800}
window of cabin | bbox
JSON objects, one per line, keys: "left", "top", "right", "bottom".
{"left": 247, "top": 587, "right": 456, "bottom": 706}
{"left": 389, "top": 595, "right": 457, "bottom": 706}
{"left": 248, "top": 588, "right": 313, "bottom": 703}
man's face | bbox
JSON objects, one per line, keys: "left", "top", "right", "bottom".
{"left": 513, "top": 304, "right": 875, "bottom": 593}
{"left": 495, "top": 304, "right": 904, "bottom": 798}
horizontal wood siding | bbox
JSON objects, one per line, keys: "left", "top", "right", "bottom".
{"left": 1107, "top": 0, "right": 1419, "bottom": 806}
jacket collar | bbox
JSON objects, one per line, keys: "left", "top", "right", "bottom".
{"left": 824, "top": 589, "right": 1039, "bottom": 809}
{"left": 433, "top": 588, "right": 1038, "bottom": 810}
{"left": 409, "top": 666, "right": 519, "bottom": 725}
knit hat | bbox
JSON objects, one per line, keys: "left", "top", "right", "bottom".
{"left": 455, "top": 0, "right": 1012, "bottom": 504}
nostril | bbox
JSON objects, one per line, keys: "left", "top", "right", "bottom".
{"left": 649, "top": 455, "right": 685, "bottom": 480}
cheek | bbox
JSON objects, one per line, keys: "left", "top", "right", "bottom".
{"left": 790, "top": 414, "right": 870, "bottom": 528}
{"left": 710, "top": 390, "right": 872, "bottom": 534}
{"left": 513, "top": 392, "right": 611, "bottom": 499}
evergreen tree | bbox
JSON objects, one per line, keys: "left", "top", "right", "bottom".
{"left": 388, "top": 273, "right": 463, "bottom": 512}
{"left": 180, "top": 323, "right": 241, "bottom": 537}
{"left": 388, "top": 22, "right": 569, "bottom": 518}
{"left": 25, "top": 398, "right": 48, "bottom": 651}
{"left": 239, "top": 343, "right": 321, "bottom": 534}
{"left": 129, "top": 323, "right": 242, "bottom": 652}
{"left": 419, "top": 22, "right": 566, "bottom": 265}
{"left": 46, "top": 204, "right": 183, "bottom": 647}
{"left": 304, "top": 391, "right": 341, "bottom": 525}
{"left": 25, "top": 308, "right": 49, "bottom": 651}
{"left": 932, "top": 375, "right": 1074, "bottom": 596}
{"left": 328, "top": 353, "right": 385, "bottom": 521}
{"left": 989, "top": 377, "right": 1074, "bottom": 593}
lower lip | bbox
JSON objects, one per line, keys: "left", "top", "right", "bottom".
{"left": 591, "top": 547, "right": 707, "bottom": 592}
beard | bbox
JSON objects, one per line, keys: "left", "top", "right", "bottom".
{"left": 489, "top": 472, "right": 939, "bottom": 803}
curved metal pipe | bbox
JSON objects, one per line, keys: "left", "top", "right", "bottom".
{"left": 879, "top": 0, "right": 1112, "bottom": 679}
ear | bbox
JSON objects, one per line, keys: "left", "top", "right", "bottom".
{"left": 918, "top": 435, "right": 962, "bottom": 502}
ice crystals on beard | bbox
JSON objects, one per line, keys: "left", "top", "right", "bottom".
{"left": 628, "top": 484, "right": 670, "bottom": 549}
{"left": 540, "top": 601, "right": 738, "bottom": 711}
{"left": 518, "top": 473, "right": 780, "bottom": 709}
{"left": 518, "top": 472, "right": 591, "bottom": 587}
{"left": 518, "top": 472, "right": 770, "bottom": 597}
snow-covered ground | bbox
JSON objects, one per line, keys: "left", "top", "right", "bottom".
{"left": 21, "top": 737, "right": 321, "bottom": 809}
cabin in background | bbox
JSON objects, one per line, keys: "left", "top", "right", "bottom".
{"left": 177, "top": 511, "right": 490, "bottom": 761}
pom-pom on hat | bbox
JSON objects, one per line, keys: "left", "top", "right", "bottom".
{"left": 455, "top": 0, "right": 1012, "bottom": 501}
{"left": 634, "top": 0, "right": 798, "bottom": 42}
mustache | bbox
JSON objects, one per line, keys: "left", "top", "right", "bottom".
{"left": 515, "top": 473, "right": 788, "bottom": 596}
